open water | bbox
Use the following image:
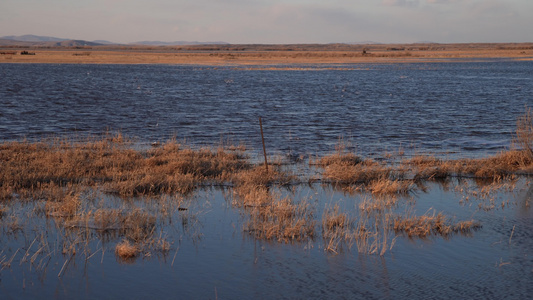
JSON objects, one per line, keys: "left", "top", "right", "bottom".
{"left": 1, "top": 61, "right": 532, "bottom": 158}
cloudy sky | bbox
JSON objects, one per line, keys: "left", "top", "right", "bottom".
{"left": 1, "top": 0, "right": 531, "bottom": 44}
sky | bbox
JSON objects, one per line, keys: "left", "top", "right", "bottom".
{"left": 1, "top": 0, "right": 532, "bottom": 44}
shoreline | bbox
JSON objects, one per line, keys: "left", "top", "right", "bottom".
{"left": 1, "top": 43, "right": 532, "bottom": 65}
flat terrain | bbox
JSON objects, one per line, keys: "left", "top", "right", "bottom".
{"left": 1, "top": 43, "right": 532, "bottom": 65}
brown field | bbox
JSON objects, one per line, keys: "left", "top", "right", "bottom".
{"left": 1, "top": 43, "right": 532, "bottom": 65}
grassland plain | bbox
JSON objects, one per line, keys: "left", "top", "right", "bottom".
{"left": 1, "top": 43, "right": 533, "bottom": 65}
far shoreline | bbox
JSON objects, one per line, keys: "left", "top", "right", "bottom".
{"left": 1, "top": 42, "right": 532, "bottom": 65}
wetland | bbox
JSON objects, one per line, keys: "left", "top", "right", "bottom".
{"left": 1, "top": 61, "right": 532, "bottom": 299}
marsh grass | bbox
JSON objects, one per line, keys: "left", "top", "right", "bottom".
{"left": 230, "top": 165, "right": 296, "bottom": 209}
{"left": 115, "top": 239, "right": 140, "bottom": 261}
{"left": 322, "top": 204, "right": 352, "bottom": 253}
{"left": 359, "top": 195, "right": 401, "bottom": 213}
{"left": 2, "top": 107, "right": 533, "bottom": 268}
{"left": 367, "top": 178, "right": 415, "bottom": 195}
{"left": 0, "top": 135, "right": 254, "bottom": 200}
{"left": 353, "top": 213, "right": 397, "bottom": 256}
{"left": 320, "top": 204, "right": 397, "bottom": 255}
{"left": 393, "top": 209, "right": 481, "bottom": 238}
{"left": 315, "top": 107, "right": 533, "bottom": 185}
{"left": 244, "top": 196, "right": 316, "bottom": 242}
{"left": 455, "top": 177, "right": 519, "bottom": 211}
{"left": 514, "top": 106, "right": 533, "bottom": 159}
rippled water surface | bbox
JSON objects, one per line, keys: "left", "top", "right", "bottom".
{"left": 1, "top": 62, "right": 533, "bottom": 299}
{"left": 1, "top": 62, "right": 532, "bottom": 157}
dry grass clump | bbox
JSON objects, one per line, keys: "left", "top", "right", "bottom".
{"left": 353, "top": 214, "right": 397, "bottom": 256}
{"left": 393, "top": 212, "right": 450, "bottom": 237}
{"left": 367, "top": 178, "right": 415, "bottom": 195}
{"left": 0, "top": 135, "right": 253, "bottom": 199}
{"left": 44, "top": 190, "right": 81, "bottom": 218}
{"left": 449, "top": 150, "right": 532, "bottom": 180}
{"left": 455, "top": 220, "right": 482, "bottom": 233}
{"left": 108, "top": 172, "right": 197, "bottom": 196}
{"left": 311, "top": 140, "right": 362, "bottom": 167}
{"left": 405, "top": 155, "right": 453, "bottom": 181}
{"left": 393, "top": 210, "right": 480, "bottom": 238}
{"left": 322, "top": 204, "right": 352, "bottom": 253}
{"left": 115, "top": 239, "right": 140, "bottom": 261}
{"left": 231, "top": 166, "right": 295, "bottom": 208}
{"left": 359, "top": 195, "right": 400, "bottom": 213}
{"left": 244, "top": 197, "right": 315, "bottom": 242}
{"left": 322, "top": 204, "right": 350, "bottom": 231}
{"left": 232, "top": 165, "right": 294, "bottom": 186}
{"left": 321, "top": 203, "right": 399, "bottom": 255}
{"left": 514, "top": 106, "right": 533, "bottom": 159}
{"left": 0, "top": 134, "right": 134, "bottom": 197}
{"left": 147, "top": 142, "right": 249, "bottom": 180}
{"left": 406, "top": 155, "right": 441, "bottom": 167}
{"left": 406, "top": 151, "right": 533, "bottom": 182}
{"left": 232, "top": 185, "right": 272, "bottom": 208}
{"left": 321, "top": 162, "right": 392, "bottom": 185}
{"left": 122, "top": 209, "right": 157, "bottom": 242}
{"left": 315, "top": 143, "right": 409, "bottom": 185}
{"left": 410, "top": 108, "right": 533, "bottom": 180}
{"left": 106, "top": 141, "right": 251, "bottom": 196}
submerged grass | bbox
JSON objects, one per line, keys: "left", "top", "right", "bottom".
{"left": 393, "top": 209, "right": 481, "bottom": 238}
{"left": 244, "top": 196, "right": 316, "bottom": 242}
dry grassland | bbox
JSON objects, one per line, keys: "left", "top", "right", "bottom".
{"left": 1, "top": 43, "right": 532, "bottom": 65}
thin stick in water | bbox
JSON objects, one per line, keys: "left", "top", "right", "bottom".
{"left": 259, "top": 117, "right": 269, "bottom": 171}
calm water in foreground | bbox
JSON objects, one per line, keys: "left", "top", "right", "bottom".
{"left": 1, "top": 61, "right": 532, "bottom": 299}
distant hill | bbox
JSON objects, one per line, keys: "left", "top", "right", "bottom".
{"left": 348, "top": 41, "right": 382, "bottom": 45}
{"left": 92, "top": 40, "right": 115, "bottom": 45}
{"left": 43, "top": 40, "right": 106, "bottom": 47}
{"left": 0, "top": 39, "right": 36, "bottom": 46}
{"left": 0, "top": 35, "right": 228, "bottom": 47}
{"left": 130, "top": 41, "right": 229, "bottom": 46}
{"left": 0, "top": 35, "right": 108, "bottom": 47}
{"left": 0, "top": 34, "right": 69, "bottom": 42}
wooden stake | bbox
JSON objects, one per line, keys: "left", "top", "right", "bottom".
{"left": 259, "top": 117, "right": 268, "bottom": 171}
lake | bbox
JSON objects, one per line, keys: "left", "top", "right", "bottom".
{"left": 1, "top": 62, "right": 532, "bottom": 158}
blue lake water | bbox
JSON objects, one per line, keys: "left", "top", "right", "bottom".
{"left": 1, "top": 61, "right": 533, "bottom": 299}
{"left": 1, "top": 62, "right": 532, "bottom": 158}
